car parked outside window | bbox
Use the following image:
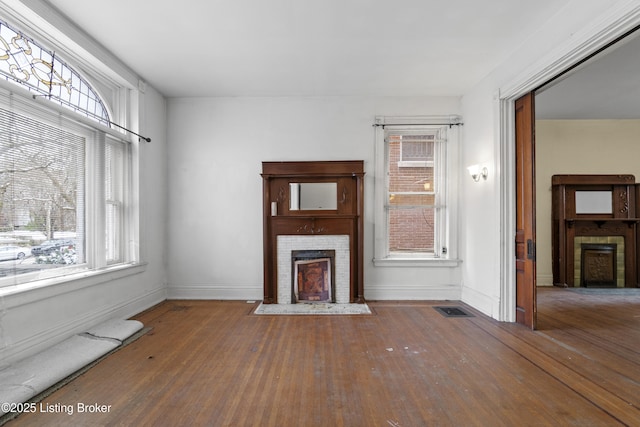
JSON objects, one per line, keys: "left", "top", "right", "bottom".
{"left": 0, "top": 245, "right": 28, "bottom": 261}
{"left": 30, "top": 239, "right": 75, "bottom": 256}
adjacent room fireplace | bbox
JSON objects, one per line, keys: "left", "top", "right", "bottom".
{"left": 580, "top": 243, "right": 617, "bottom": 287}
{"left": 574, "top": 236, "right": 625, "bottom": 287}
{"left": 552, "top": 175, "right": 639, "bottom": 288}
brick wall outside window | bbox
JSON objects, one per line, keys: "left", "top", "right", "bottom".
{"left": 387, "top": 135, "right": 436, "bottom": 253}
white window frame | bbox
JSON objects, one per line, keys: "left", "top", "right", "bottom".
{"left": 105, "top": 137, "right": 125, "bottom": 264}
{"left": 373, "top": 116, "right": 461, "bottom": 267}
{"left": 0, "top": 5, "right": 142, "bottom": 293}
{"left": 0, "top": 85, "right": 138, "bottom": 288}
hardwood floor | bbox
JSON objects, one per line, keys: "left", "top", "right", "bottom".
{"left": 4, "top": 288, "right": 640, "bottom": 426}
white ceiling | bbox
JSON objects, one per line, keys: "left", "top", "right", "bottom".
{"left": 46, "top": 0, "right": 570, "bottom": 98}
{"left": 536, "top": 31, "right": 640, "bottom": 120}
{"left": 42, "top": 1, "right": 640, "bottom": 119}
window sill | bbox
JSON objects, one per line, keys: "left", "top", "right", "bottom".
{"left": 0, "top": 262, "right": 147, "bottom": 304}
{"left": 373, "top": 258, "right": 462, "bottom": 267}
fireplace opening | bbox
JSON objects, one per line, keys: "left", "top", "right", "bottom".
{"left": 291, "top": 250, "right": 335, "bottom": 303}
{"left": 581, "top": 243, "right": 617, "bottom": 287}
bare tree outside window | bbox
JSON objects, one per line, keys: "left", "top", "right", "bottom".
{"left": 0, "top": 108, "right": 84, "bottom": 277}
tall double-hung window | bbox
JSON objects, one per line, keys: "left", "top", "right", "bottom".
{"left": 0, "top": 17, "right": 137, "bottom": 287}
{"left": 374, "top": 116, "right": 460, "bottom": 265}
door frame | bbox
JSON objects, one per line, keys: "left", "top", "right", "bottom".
{"left": 497, "top": 4, "right": 640, "bottom": 324}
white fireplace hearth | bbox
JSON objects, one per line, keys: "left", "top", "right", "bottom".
{"left": 277, "top": 235, "right": 350, "bottom": 304}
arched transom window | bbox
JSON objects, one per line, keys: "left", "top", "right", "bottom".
{"left": 0, "top": 19, "right": 110, "bottom": 126}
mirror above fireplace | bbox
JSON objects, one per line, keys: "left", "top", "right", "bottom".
{"left": 575, "top": 190, "right": 612, "bottom": 214}
{"left": 289, "top": 182, "right": 338, "bottom": 210}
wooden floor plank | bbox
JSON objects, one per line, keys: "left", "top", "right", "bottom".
{"left": 4, "top": 291, "right": 640, "bottom": 426}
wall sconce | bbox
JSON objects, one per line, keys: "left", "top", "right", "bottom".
{"left": 467, "top": 164, "right": 488, "bottom": 182}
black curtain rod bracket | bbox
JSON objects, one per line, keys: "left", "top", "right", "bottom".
{"left": 108, "top": 120, "right": 152, "bottom": 143}
{"left": 373, "top": 122, "right": 463, "bottom": 129}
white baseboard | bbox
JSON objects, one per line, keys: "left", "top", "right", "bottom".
{"left": 167, "top": 283, "right": 262, "bottom": 300}
{"left": 461, "top": 285, "right": 499, "bottom": 319}
{"left": 167, "top": 283, "right": 464, "bottom": 302}
{"left": 364, "top": 284, "right": 461, "bottom": 301}
{"left": 537, "top": 273, "right": 554, "bottom": 287}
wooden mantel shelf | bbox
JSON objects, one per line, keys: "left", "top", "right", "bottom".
{"left": 566, "top": 218, "right": 640, "bottom": 228}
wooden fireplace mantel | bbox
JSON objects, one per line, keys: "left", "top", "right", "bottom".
{"left": 261, "top": 161, "right": 365, "bottom": 303}
{"left": 552, "top": 174, "right": 639, "bottom": 287}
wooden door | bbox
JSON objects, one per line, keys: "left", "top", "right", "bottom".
{"left": 515, "top": 92, "right": 537, "bottom": 328}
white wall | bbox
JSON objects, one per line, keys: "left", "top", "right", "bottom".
{"left": 460, "top": 0, "right": 640, "bottom": 319}
{"left": 535, "top": 119, "right": 640, "bottom": 286}
{"left": 166, "top": 96, "right": 462, "bottom": 301}
{"left": 0, "top": 86, "right": 168, "bottom": 365}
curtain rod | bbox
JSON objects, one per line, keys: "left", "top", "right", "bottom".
{"left": 31, "top": 94, "right": 151, "bottom": 143}
{"left": 45, "top": 50, "right": 151, "bottom": 143}
{"left": 373, "top": 122, "right": 463, "bottom": 128}
{"left": 106, "top": 120, "right": 151, "bottom": 142}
